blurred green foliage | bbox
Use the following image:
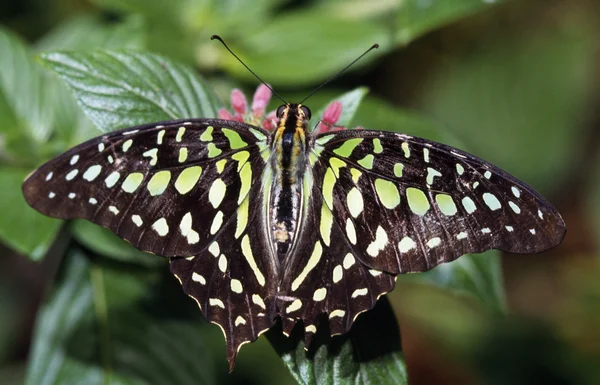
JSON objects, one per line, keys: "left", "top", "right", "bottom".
{"left": 0, "top": 0, "right": 598, "bottom": 384}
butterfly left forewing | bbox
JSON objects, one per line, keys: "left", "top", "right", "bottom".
{"left": 23, "top": 119, "right": 270, "bottom": 258}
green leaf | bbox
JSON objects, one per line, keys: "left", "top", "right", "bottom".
{"left": 0, "top": 167, "right": 62, "bottom": 260}
{"left": 39, "top": 51, "right": 224, "bottom": 132}
{"left": 227, "top": 12, "right": 387, "bottom": 86}
{"left": 35, "top": 14, "right": 146, "bottom": 52}
{"left": 413, "top": 251, "right": 506, "bottom": 313}
{"left": 0, "top": 28, "right": 56, "bottom": 161}
{"left": 268, "top": 297, "right": 407, "bottom": 385}
{"left": 395, "top": 0, "right": 504, "bottom": 45}
{"left": 70, "top": 220, "right": 164, "bottom": 267}
{"left": 26, "top": 248, "right": 215, "bottom": 385}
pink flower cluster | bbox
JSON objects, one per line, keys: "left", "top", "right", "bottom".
{"left": 218, "top": 85, "right": 354, "bottom": 134}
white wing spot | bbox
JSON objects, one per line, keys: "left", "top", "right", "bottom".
{"left": 235, "top": 316, "right": 246, "bottom": 326}
{"left": 484, "top": 171, "right": 492, "bottom": 179}
{"left": 462, "top": 197, "right": 477, "bottom": 213}
{"left": 530, "top": 229, "right": 536, "bottom": 235}
{"left": 509, "top": 201, "right": 521, "bottom": 214}
{"left": 481, "top": 228, "right": 491, "bottom": 234}
{"left": 179, "top": 212, "right": 199, "bottom": 244}
{"left": 208, "top": 178, "right": 227, "bottom": 208}
{"left": 230, "top": 279, "right": 243, "bottom": 294}
{"left": 351, "top": 288, "right": 368, "bottom": 298}
{"left": 343, "top": 253, "right": 355, "bottom": 269}
{"left": 398, "top": 236, "right": 416, "bottom": 252}
{"left": 538, "top": 209, "right": 544, "bottom": 219}
{"left": 426, "top": 167, "right": 442, "bottom": 185}
{"left": 366, "top": 226, "right": 388, "bottom": 257}
{"left": 252, "top": 294, "right": 266, "bottom": 309}
{"left": 209, "top": 298, "right": 225, "bottom": 308}
{"left": 505, "top": 226, "right": 514, "bottom": 232}
{"left": 108, "top": 205, "right": 119, "bottom": 215}
{"left": 65, "top": 169, "right": 79, "bottom": 181}
{"left": 48, "top": 192, "right": 56, "bottom": 199}
{"left": 456, "top": 163, "right": 464, "bottom": 175}
{"left": 89, "top": 198, "right": 98, "bottom": 205}
{"left": 286, "top": 299, "right": 302, "bottom": 313}
{"left": 192, "top": 273, "right": 206, "bottom": 285}
{"left": 313, "top": 288, "right": 327, "bottom": 302}
{"left": 83, "top": 165, "right": 102, "bottom": 181}
{"left": 345, "top": 218, "right": 357, "bottom": 245}
{"left": 98, "top": 143, "right": 105, "bottom": 152}
{"left": 131, "top": 215, "right": 143, "bottom": 227}
{"left": 157, "top": 129, "right": 165, "bottom": 145}
{"left": 511, "top": 186, "right": 521, "bottom": 198}
{"left": 208, "top": 241, "right": 220, "bottom": 257}
{"left": 105, "top": 171, "right": 120, "bottom": 188}
{"left": 210, "top": 210, "right": 224, "bottom": 234}
{"left": 333, "top": 265, "right": 343, "bottom": 283}
{"left": 347, "top": 187, "right": 364, "bottom": 218}
{"left": 45, "top": 172, "right": 53, "bottom": 181}
{"left": 218, "top": 255, "right": 228, "bottom": 273}
{"left": 457, "top": 232, "right": 468, "bottom": 240}
{"left": 483, "top": 192, "right": 502, "bottom": 211}
{"left": 427, "top": 237, "right": 441, "bottom": 248}
{"left": 329, "top": 310, "right": 345, "bottom": 319}
{"left": 152, "top": 218, "right": 169, "bottom": 236}
{"left": 70, "top": 155, "right": 79, "bottom": 165}
{"left": 68, "top": 192, "right": 76, "bottom": 199}
{"left": 423, "top": 148, "right": 430, "bottom": 163}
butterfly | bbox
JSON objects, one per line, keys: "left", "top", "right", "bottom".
{"left": 22, "top": 39, "right": 566, "bottom": 370}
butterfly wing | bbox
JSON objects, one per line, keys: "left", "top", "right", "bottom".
{"left": 276, "top": 129, "right": 565, "bottom": 343}
{"left": 23, "top": 119, "right": 279, "bottom": 369}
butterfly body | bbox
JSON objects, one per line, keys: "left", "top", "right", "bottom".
{"left": 22, "top": 103, "right": 565, "bottom": 370}
{"left": 269, "top": 104, "right": 310, "bottom": 263}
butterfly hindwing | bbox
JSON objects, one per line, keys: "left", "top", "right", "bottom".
{"left": 170, "top": 172, "right": 278, "bottom": 369}
{"left": 312, "top": 129, "right": 566, "bottom": 275}
{"left": 23, "top": 118, "right": 270, "bottom": 258}
{"left": 276, "top": 164, "right": 396, "bottom": 347}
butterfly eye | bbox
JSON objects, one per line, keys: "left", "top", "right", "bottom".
{"left": 276, "top": 105, "right": 287, "bottom": 118}
{"left": 300, "top": 105, "right": 311, "bottom": 120}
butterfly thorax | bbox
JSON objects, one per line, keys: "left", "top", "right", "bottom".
{"left": 269, "top": 104, "right": 310, "bottom": 263}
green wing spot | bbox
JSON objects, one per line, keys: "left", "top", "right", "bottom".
{"left": 147, "top": 171, "right": 171, "bottom": 196}
{"left": 394, "top": 163, "right": 404, "bottom": 178}
{"left": 121, "top": 172, "right": 144, "bottom": 193}
{"left": 373, "top": 138, "right": 383, "bottom": 154}
{"left": 232, "top": 150, "right": 250, "bottom": 171}
{"left": 320, "top": 203, "right": 333, "bottom": 246}
{"left": 406, "top": 187, "right": 430, "bottom": 216}
{"left": 357, "top": 154, "right": 374, "bottom": 169}
{"left": 350, "top": 168, "right": 362, "bottom": 184}
{"left": 435, "top": 194, "right": 457, "bottom": 216}
{"left": 322, "top": 168, "right": 336, "bottom": 209}
{"left": 200, "top": 126, "right": 214, "bottom": 141}
{"left": 222, "top": 128, "right": 248, "bottom": 149}
{"left": 374, "top": 179, "right": 400, "bottom": 209}
{"left": 207, "top": 143, "right": 222, "bottom": 158}
{"left": 333, "top": 138, "right": 363, "bottom": 158}
{"left": 316, "top": 134, "right": 335, "bottom": 145}
{"left": 174, "top": 166, "right": 202, "bottom": 195}
{"left": 238, "top": 162, "right": 252, "bottom": 204}
{"left": 249, "top": 128, "right": 266, "bottom": 141}
{"left": 329, "top": 157, "right": 346, "bottom": 178}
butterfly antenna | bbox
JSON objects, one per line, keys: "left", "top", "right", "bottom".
{"left": 211, "top": 35, "right": 287, "bottom": 104}
{"left": 299, "top": 43, "right": 379, "bottom": 104}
